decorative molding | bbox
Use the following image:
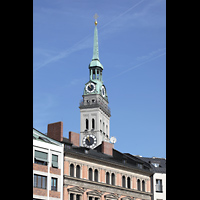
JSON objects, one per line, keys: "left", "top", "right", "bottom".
{"left": 67, "top": 186, "right": 86, "bottom": 194}
{"left": 87, "top": 190, "right": 103, "bottom": 197}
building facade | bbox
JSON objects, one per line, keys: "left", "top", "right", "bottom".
{"left": 33, "top": 128, "right": 64, "bottom": 200}
{"left": 136, "top": 156, "right": 166, "bottom": 200}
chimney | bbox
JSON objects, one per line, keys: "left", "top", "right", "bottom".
{"left": 69, "top": 131, "right": 80, "bottom": 147}
{"left": 47, "top": 121, "right": 63, "bottom": 142}
{"left": 102, "top": 141, "right": 113, "bottom": 156}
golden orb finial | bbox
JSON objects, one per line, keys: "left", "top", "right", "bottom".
{"left": 93, "top": 13, "right": 98, "bottom": 26}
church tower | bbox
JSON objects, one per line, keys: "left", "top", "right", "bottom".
{"left": 79, "top": 15, "right": 111, "bottom": 149}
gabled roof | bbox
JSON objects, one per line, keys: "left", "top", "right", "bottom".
{"left": 33, "top": 128, "right": 62, "bottom": 146}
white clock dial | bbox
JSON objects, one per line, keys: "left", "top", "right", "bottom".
{"left": 82, "top": 134, "right": 97, "bottom": 148}
{"left": 101, "top": 85, "right": 105, "bottom": 97}
{"left": 86, "top": 82, "right": 96, "bottom": 93}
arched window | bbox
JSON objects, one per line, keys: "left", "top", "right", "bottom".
{"left": 137, "top": 179, "right": 141, "bottom": 191}
{"left": 70, "top": 164, "right": 74, "bottom": 177}
{"left": 86, "top": 119, "right": 89, "bottom": 130}
{"left": 122, "top": 175, "right": 126, "bottom": 188}
{"left": 127, "top": 177, "right": 131, "bottom": 189}
{"left": 111, "top": 173, "right": 115, "bottom": 185}
{"left": 94, "top": 169, "right": 98, "bottom": 182}
{"left": 142, "top": 180, "right": 145, "bottom": 191}
{"left": 76, "top": 165, "right": 80, "bottom": 178}
{"left": 88, "top": 168, "right": 93, "bottom": 181}
{"left": 106, "top": 172, "right": 110, "bottom": 184}
{"left": 92, "top": 119, "right": 95, "bottom": 129}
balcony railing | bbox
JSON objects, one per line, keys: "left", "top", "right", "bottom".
{"left": 155, "top": 184, "right": 163, "bottom": 192}
{"left": 79, "top": 99, "right": 111, "bottom": 117}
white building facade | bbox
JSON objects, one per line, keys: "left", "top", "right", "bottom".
{"left": 33, "top": 128, "right": 64, "bottom": 200}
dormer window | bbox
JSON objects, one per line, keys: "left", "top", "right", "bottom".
{"left": 152, "top": 163, "right": 159, "bottom": 167}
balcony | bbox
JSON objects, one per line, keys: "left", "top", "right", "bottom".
{"left": 79, "top": 99, "right": 111, "bottom": 117}
{"left": 155, "top": 184, "right": 163, "bottom": 192}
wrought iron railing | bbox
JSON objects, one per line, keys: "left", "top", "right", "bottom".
{"left": 79, "top": 99, "right": 111, "bottom": 117}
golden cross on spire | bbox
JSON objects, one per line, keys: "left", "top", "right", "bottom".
{"left": 93, "top": 13, "right": 98, "bottom": 25}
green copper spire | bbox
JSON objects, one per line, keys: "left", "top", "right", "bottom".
{"left": 89, "top": 14, "right": 103, "bottom": 70}
{"left": 92, "top": 24, "right": 99, "bottom": 60}
{"left": 83, "top": 14, "right": 108, "bottom": 101}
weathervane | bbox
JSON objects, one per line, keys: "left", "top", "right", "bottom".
{"left": 93, "top": 13, "right": 99, "bottom": 25}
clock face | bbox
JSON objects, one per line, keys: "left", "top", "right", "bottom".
{"left": 101, "top": 86, "right": 105, "bottom": 97}
{"left": 82, "top": 134, "right": 97, "bottom": 148}
{"left": 86, "top": 83, "right": 96, "bottom": 93}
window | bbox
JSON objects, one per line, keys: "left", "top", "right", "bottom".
{"left": 137, "top": 163, "right": 143, "bottom": 169}
{"left": 137, "top": 179, "right": 141, "bottom": 191}
{"left": 97, "top": 70, "right": 99, "bottom": 80}
{"left": 34, "top": 174, "right": 47, "bottom": 189}
{"left": 34, "top": 150, "right": 48, "bottom": 165}
{"left": 152, "top": 163, "right": 159, "bottom": 167}
{"left": 76, "top": 165, "right": 80, "bottom": 178}
{"left": 127, "top": 177, "right": 131, "bottom": 189}
{"left": 52, "top": 154, "right": 58, "bottom": 168}
{"left": 142, "top": 180, "right": 145, "bottom": 191}
{"left": 92, "top": 118, "right": 95, "bottom": 129}
{"left": 156, "top": 179, "right": 163, "bottom": 192}
{"left": 122, "top": 176, "right": 126, "bottom": 188}
{"left": 70, "top": 164, "right": 74, "bottom": 177}
{"left": 93, "top": 69, "right": 95, "bottom": 79}
{"left": 86, "top": 119, "right": 89, "bottom": 130}
{"left": 111, "top": 173, "right": 115, "bottom": 185}
{"left": 89, "top": 168, "right": 93, "bottom": 181}
{"left": 51, "top": 177, "right": 57, "bottom": 191}
{"left": 106, "top": 172, "right": 110, "bottom": 184}
{"left": 70, "top": 194, "right": 74, "bottom": 200}
{"left": 76, "top": 194, "right": 81, "bottom": 200}
{"left": 94, "top": 169, "right": 98, "bottom": 182}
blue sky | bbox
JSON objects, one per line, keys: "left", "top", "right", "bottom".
{"left": 33, "top": 0, "right": 166, "bottom": 158}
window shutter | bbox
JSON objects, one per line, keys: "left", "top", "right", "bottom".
{"left": 35, "top": 150, "right": 48, "bottom": 162}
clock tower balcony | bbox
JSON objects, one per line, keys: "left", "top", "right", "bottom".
{"left": 79, "top": 99, "right": 111, "bottom": 117}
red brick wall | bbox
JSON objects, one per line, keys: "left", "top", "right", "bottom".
{"left": 47, "top": 121, "right": 63, "bottom": 142}
{"left": 49, "top": 190, "right": 60, "bottom": 198}
{"left": 50, "top": 167, "right": 61, "bottom": 175}
{"left": 102, "top": 141, "right": 113, "bottom": 156}
{"left": 33, "top": 188, "right": 47, "bottom": 196}
{"left": 33, "top": 163, "right": 48, "bottom": 172}
{"left": 69, "top": 131, "right": 80, "bottom": 147}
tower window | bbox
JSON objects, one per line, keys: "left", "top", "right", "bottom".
{"left": 92, "top": 118, "right": 95, "bottom": 129}
{"left": 86, "top": 119, "right": 89, "bottom": 130}
{"left": 97, "top": 70, "right": 99, "bottom": 80}
{"left": 92, "top": 69, "right": 95, "bottom": 79}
